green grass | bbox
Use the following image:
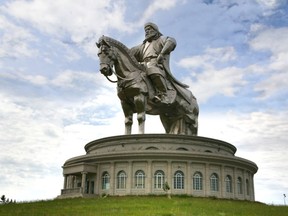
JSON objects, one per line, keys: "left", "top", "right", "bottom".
{"left": 0, "top": 196, "right": 287, "bottom": 216}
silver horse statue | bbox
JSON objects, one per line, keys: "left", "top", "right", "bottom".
{"left": 97, "top": 36, "right": 199, "bottom": 135}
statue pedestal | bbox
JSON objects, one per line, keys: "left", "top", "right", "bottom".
{"left": 59, "top": 134, "right": 257, "bottom": 200}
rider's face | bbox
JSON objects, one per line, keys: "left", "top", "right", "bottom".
{"left": 145, "top": 26, "right": 157, "bottom": 40}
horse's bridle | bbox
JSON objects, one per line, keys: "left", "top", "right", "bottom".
{"left": 98, "top": 45, "right": 142, "bottom": 83}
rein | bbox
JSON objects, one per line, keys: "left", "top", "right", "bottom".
{"left": 104, "top": 74, "right": 117, "bottom": 83}
{"left": 102, "top": 62, "right": 142, "bottom": 84}
{"left": 103, "top": 67, "right": 142, "bottom": 84}
{"left": 112, "top": 69, "right": 141, "bottom": 81}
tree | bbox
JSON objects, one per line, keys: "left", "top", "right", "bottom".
{"left": 1, "top": 195, "right": 6, "bottom": 203}
{"left": 0, "top": 195, "right": 15, "bottom": 204}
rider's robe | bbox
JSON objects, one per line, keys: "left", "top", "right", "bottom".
{"left": 130, "top": 36, "right": 195, "bottom": 104}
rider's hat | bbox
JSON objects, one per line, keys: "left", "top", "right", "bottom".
{"left": 144, "top": 22, "right": 161, "bottom": 34}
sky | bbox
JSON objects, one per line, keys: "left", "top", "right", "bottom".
{"left": 0, "top": 0, "right": 287, "bottom": 205}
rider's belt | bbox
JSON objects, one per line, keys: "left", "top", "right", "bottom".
{"left": 143, "top": 56, "right": 157, "bottom": 62}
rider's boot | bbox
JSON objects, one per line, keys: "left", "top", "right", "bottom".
{"left": 150, "top": 75, "right": 169, "bottom": 104}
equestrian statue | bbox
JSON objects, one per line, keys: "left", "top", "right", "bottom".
{"left": 96, "top": 22, "right": 199, "bottom": 135}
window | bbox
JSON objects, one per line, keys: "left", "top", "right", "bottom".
{"left": 91, "top": 181, "right": 94, "bottom": 194}
{"left": 225, "top": 175, "right": 232, "bottom": 193}
{"left": 210, "top": 173, "right": 219, "bottom": 191}
{"left": 176, "top": 147, "right": 188, "bottom": 151}
{"left": 135, "top": 170, "right": 145, "bottom": 189}
{"left": 246, "top": 179, "right": 250, "bottom": 195}
{"left": 174, "top": 171, "right": 184, "bottom": 189}
{"left": 85, "top": 180, "right": 90, "bottom": 194}
{"left": 237, "top": 177, "right": 243, "bottom": 194}
{"left": 146, "top": 146, "right": 159, "bottom": 150}
{"left": 102, "top": 172, "right": 110, "bottom": 189}
{"left": 117, "top": 171, "right": 126, "bottom": 189}
{"left": 193, "top": 172, "right": 203, "bottom": 190}
{"left": 154, "top": 170, "right": 165, "bottom": 189}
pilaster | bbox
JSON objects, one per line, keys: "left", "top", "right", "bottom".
{"left": 81, "top": 172, "right": 87, "bottom": 194}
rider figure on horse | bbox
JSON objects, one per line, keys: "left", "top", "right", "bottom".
{"left": 130, "top": 22, "right": 189, "bottom": 104}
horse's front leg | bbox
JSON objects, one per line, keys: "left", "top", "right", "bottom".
{"left": 121, "top": 99, "right": 133, "bottom": 135}
{"left": 134, "top": 93, "right": 146, "bottom": 134}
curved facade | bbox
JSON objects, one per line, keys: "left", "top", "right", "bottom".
{"left": 59, "top": 134, "right": 258, "bottom": 200}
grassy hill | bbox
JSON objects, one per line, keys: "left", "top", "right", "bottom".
{"left": 0, "top": 196, "right": 287, "bottom": 216}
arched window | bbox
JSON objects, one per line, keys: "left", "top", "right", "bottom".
{"left": 225, "top": 175, "right": 232, "bottom": 193}
{"left": 146, "top": 146, "right": 159, "bottom": 150}
{"left": 176, "top": 147, "right": 188, "bottom": 151}
{"left": 237, "top": 177, "right": 243, "bottom": 194}
{"left": 246, "top": 179, "right": 250, "bottom": 195}
{"left": 210, "top": 173, "right": 219, "bottom": 191}
{"left": 174, "top": 171, "right": 184, "bottom": 189}
{"left": 193, "top": 172, "right": 203, "bottom": 190}
{"left": 117, "top": 171, "right": 126, "bottom": 189}
{"left": 154, "top": 170, "right": 165, "bottom": 189}
{"left": 102, "top": 172, "right": 110, "bottom": 189}
{"left": 135, "top": 170, "right": 145, "bottom": 189}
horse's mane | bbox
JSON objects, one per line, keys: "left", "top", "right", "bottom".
{"left": 99, "top": 36, "right": 144, "bottom": 71}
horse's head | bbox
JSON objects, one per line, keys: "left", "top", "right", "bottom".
{"left": 96, "top": 37, "right": 115, "bottom": 76}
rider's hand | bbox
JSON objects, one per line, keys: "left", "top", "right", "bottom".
{"left": 157, "top": 53, "right": 164, "bottom": 64}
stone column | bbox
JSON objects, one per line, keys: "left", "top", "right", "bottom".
{"left": 233, "top": 167, "right": 237, "bottom": 199}
{"left": 110, "top": 162, "right": 115, "bottom": 195}
{"left": 247, "top": 172, "right": 254, "bottom": 201}
{"left": 63, "top": 175, "right": 67, "bottom": 189}
{"left": 167, "top": 160, "right": 171, "bottom": 190}
{"left": 73, "top": 176, "right": 77, "bottom": 189}
{"left": 186, "top": 162, "right": 191, "bottom": 195}
{"left": 147, "top": 160, "right": 152, "bottom": 194}
{"left": 243, "top": 170, "right": 250, "bottom": 200}
{"left": 67, "top": 175, "right": 71, "bottom": 189}
{"left": 204, "top": 163, "right": 209, "bottom": 197}
{"left": 220, "top": 165, "right": 225, "bottom": 198}
{"left": 251, "top": 174, "right": 255, "bottom": 201}
{"left": 81, "top": 172, "right": 87, "bottom": 194}
{"left": 96, "top": 166, "right": 100, "bottom": 195}
{"left": 243, "top": 171, "right": 246, "bottom": 199}
{"left": 127, "top": 161, "right": 132, "bottom": 194}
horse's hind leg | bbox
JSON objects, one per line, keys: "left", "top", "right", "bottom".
{"left": 121, "top": 100, "right": 133, "bottom": 135}
{"left": 134, "top": 93, "right": 146, "bottom": 134}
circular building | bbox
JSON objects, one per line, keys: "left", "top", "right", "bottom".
{"left": 59, "top": 134, "right": 258, "bottom": 200}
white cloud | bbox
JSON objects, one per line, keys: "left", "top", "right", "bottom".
{"left": 227, "top": 111, "right": 288, "bottom": 142}
{"left": 0, "top": 77, "right": 121, "bottom": 201}
{"left": 51, "top": 70, "right": 96, "bottom": 88}
{"left": 178, "top": 26, "right": 288, "bottom": 102}
{"left": 1, "top": 0, "right": 187, "bottom": 58}
{"left": 53, "top": 40, "right": 82, "bottom": 62}
{"left": 0, "top": 0, "right": 140, "bottom": 58}
{"left": 256, "top": 0, "right": 284, "bottom": 8}
{"left": 199, "top": 110, "right": 288, "bottom": 151}
{"left": 179, "top": 46, "right": 237, "bottom": 69}
{"left": 137, "top": 0, "right": 184, "bottom": 25}
{"left": 1, "top": 0, "right": 133, "bottom": 43}
{"left": 0, "top": 67, "right": 108, "bottom": 94}
{"left": 249, "top": 27, "right": 288, "bottom": 99}
{"left": 0, "top": 14, "right": 37, "bottom": 58}
{"left": 254, "top": 71, "right": 287, "bottom": 99}
{"left": 190, "top": 66, "right": 245, "bottom": 103}
{"left": 0, "top": 93, "right": 65, "bottom": 200}
{"left": 178, "top": 47, "right": 244, "bottom": 103}
{"left": 200, "top": 109, "right": 288, "bottom": 204}
{"left": 250, "top": 27, "right": 288, "bottom": 54}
